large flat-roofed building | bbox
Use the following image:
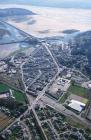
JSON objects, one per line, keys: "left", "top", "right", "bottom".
{"left": 0, "top": 89, "right": 15, "bottom": 100}
{"left": 0, "top": 93, "right": 9, "bottom": 99}
{"left": 68, "top": 99, "right": 86, "bottom": 113}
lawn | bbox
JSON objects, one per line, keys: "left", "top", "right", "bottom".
{"left": 0, "top": 83, "right": 9, "bottom": 92}
{"left": 0, "top": 83, "right": 26, "bottom": 104}
{"left": 68, "top": 84, "right": 88, "bottom": 98}
{"left": 13, "top": 90, "right": 26, "bottom": 104}
{"left": 59, "top": 84, "right": 88, "bottom": 103}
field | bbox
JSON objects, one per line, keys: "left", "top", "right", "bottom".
{"left": 68, "top": 84, "right": 88, "bottom": 98}
{"left": 0, "top": 83, "right": 27, "bottom": 104}
{"left": 0, "top": 83, "right": 9, "bottom": 92}
{"left": 0, "top": 112, "right": 14, "bottom": 131}
{"left": 12, "top": 90, "right": 27, "bottom": 104}
{"left": 60, "top": 84, "right": 88, "bottom": 103}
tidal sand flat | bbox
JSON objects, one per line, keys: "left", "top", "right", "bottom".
{"left": 1, "top": 4, "right": 91, "bottom": 37}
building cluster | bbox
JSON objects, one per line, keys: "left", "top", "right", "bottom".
{"left": 2, "top": 104, "right": 91, "bottom": 140}
{"left": 45, "top": 67, "right": 71, "bottom": 100}
{"left": 48, "top": 42, "right": 71, "bottom": 68}
{"left": 0, "top": 61, "right": 8, "bottom": 73}
{"left": 35, "top": 104, "right": 91, "bottom": 140}
{"left": 23, "top": 46, "right": 57, "bottom": 96}
{"left": 0, "top": 21, "right": 91, "bottom": 140}
{"left": 0, "top": 59, "right": 17, "bottom": 75}
{"left": 2, "top": 121, "right": 30, "bottom": 140}
{"left": 2, "top": 111, "right": 43, "bottom": 140}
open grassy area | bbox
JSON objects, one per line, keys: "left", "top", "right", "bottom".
{"left": 13, "top": 90, "right": 26, "bottom": 104}
{"left": 68, "top": 84, "right": 88, "bottom": 98}
{"left": 0, "top": 83, "right": 27, "bottom": 104}
{"left": 0, "top": 83, "right": 9, "bottom": 92}
{"left": 59, "top": 84, "right": 88, "bottom": 103}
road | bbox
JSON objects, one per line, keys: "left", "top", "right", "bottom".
{"left": 21, "top": 121, "right": 32, "bottom": 140}
{"left": 0, "top": 32, "right": 61, "bottom": 134}
{"left": 41, "top": 96, "right": 91, "bottom": 129}
{"left": 32, "top": 108, "right": 48, "bottom": 140}
{"left": 20, "top": 60, "right": 28, "bottom": 92}
{"left": 1, "top": 21, "right": 91, "bottom": 137}
{"left": 1, "top": 109, "right": 29, "bottom": 134}
{"left": 1, "top": 67, "right": 59, "bottom": 135}
{"left": 20, "top": 46, "right": 42, "bottom": 92}
{"left": 26, "top": 70, "right": 42, "bottom": 91}
{"left": 72, "top": 68, "right": 89, "bottom": 81}
{"left": 43, "top": 43, "right": 60, "bottom": 72}
{"left": 49, "top": 120, "right": 60, "bottom": 140}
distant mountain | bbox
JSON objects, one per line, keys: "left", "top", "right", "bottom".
{"left": 0, "top": 8, "right": 35, "bottom": 17}
{"left": 62, "top": 29, "right": 80, "bottom": 34}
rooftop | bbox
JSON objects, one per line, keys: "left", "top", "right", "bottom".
{"left": 68, "top": 99, "right": 86, "bottom": 112}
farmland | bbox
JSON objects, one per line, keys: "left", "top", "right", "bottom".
{"left": 0, "top": 112, "right": 14, "bottom": 131}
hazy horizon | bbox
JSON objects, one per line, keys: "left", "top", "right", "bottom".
{"left": 0, "top": 0, "right": 91, "bottom": 9}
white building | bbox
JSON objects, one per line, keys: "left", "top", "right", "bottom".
{"left": 0, "top": 90, "right": 15, "bottom": 100}
{"left": 68, "top": 99, "right": 86, "bottom": 113}
{"left": 88, "top": 83, "right": 91, "bottom": 89}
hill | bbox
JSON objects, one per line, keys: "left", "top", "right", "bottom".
{"left": 0, "top": 8, "right": 35, "bottom": 17}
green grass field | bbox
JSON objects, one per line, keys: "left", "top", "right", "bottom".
{"left": 59, "top": 84, "right": 88, "bottom": 103}
{"left": 0, "top": 83, "right": 27, "bottom": 104}
{"left": 68, "top": 84, "right": 88, "bottom": 98}
{"left": 13, "top": 90, "right": 26, "bottom": 104}
{"left": 0, "top": 83, "right": 9, "bottom": 92}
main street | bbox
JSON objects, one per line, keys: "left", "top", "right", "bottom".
{"left": 1, "top": 21, "right": 91, "bottom": 136}
{"left": 27, "top": 41, "right": 61, "bottom": 108}
{"left": 32, "top": 108, "right": 48, "bottom": 140}
{"left": 43, "top": 42, "right": 60, "bottom": 73}
{"left": 1, "top": 68, "right": 59, "bottom": 134}
{"left": 1, "top": 39, "right": 61, "bottom": 134}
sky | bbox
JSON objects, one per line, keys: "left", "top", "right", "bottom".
{"left": 30, "top": 0, "right": 91, "bottom": 7}
{"left": 0, "top": 0, "right": 91, "bottom": 8}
